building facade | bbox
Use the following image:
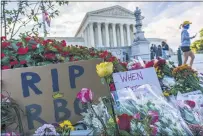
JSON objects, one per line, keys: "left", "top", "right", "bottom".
{"left": 75, "top": 5, "right": 136, "bottom": 47}
{"left": 74, "top": 5, "right": 167, "bottom": 61}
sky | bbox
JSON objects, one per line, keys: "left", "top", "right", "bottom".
{"left": 3, "top": 2, "right": 203, "bottom": 50}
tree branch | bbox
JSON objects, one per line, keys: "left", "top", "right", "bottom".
{"left": 10, "top": 1, "right": 23, "bottom": 40}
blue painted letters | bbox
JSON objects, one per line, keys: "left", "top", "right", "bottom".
{"left": 21, "top": 72, "right": 42, "bottom": 97}
{"left": 69, "top": 65, "right": 84, "bottom": 88}
{"left": 51, "top": 69, "right": 59, "bottom": 92}
{"left": 54, "top": 99, "right": 71, "bottom": 122}
{"left": 26, "top": 104, "right": 47, "bottom": 130}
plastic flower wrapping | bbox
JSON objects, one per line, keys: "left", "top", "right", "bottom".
{"left": 113, "top": 84, "right": 193, "bottom": 136}
{"left": 169, "top": 91, "right": 203, "bottom": 135}
{"left": 127, "top": 59, "right": 143, "bottom": 71}
{"left": 80, "top": 97, "right": 111, "bottom": 135}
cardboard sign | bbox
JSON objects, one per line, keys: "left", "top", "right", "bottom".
{"left": 2, "top": 59, "right": 109, "bottom": 135}
{"left": 112, "top": 67, "right": 161, "bottom": 91}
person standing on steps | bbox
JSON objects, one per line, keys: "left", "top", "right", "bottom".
{"left": 161, "top": 41, "right": 169, "bottom": 59}
{"left": 180, "top": 21, "right": 196, "bottom": 67}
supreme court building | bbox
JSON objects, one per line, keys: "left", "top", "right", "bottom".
{"left": 74, "top": 5, "right": 165, "bottom": 61}
{"left": 75, "top": 5, "right": 137, "bottom": 47}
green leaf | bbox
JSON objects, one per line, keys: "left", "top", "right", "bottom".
{"left": 1, "top": 56, "right": 10, "bottom": 65}
{"left": 11, "top": 41, "right": 19, "bottom": 51}
{"left": 18, "top": 54, "right": 31, "bottom": 62}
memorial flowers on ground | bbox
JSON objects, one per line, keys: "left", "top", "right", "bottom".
{"left": 1, "top": 35, "right": 126, "bottom": 70}
{"left": 170, "top": 64, "right": 203, "bottom": 95}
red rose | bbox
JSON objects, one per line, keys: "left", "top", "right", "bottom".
{"left": 20, "top": 60, "right": 27, "bottom": 65}
{"left": 44, "top": 53, "right": 56, "bottom": 59}
{"left": 109, "top": 83, "right": 116, "bottom": 91}
{"left": 61, "top": 40, "right": 66, "bottom": 47}
{"left": 2, "top": 65, "right": 10, "bottom": 70}
{"left": 2, "top": 42, "right": 10, "bottom": 48}
{"left": 10, "top": 60, "right": 18, "bottom": 66}
{"left": 46, "top": 39, "right": 53, "bottom": 43}
{"left": 1, "top": 53, "right": 5, "bottom": 58}
{"left": 108, "top": 56, "right": 116, "bottom": 62}
{"left": 145, "top": 60, "right": 154, "bottom": 68}
{"left": 117, "top": 114, "right": 133, "bottom": 132}
{"left": 75, "top": 58, "right": 79, "bottom": 61}
{"left": 17, "top": 47, "right": 29, "bottom": 55}
{"left": 90, "top": 52, "right": 95, "bottom": 57}
{"left": 25, "top": 37, "right": 31, "bottom": 42}
{"left": 120, "top": 62, "right": 128, "bottom": 67}
{"left": 16, "top": 42, "right": 23, "bottom": 46}
{"left": 1, "top": 36, "right": 6, "bottom": 41}
{"left": 32, "top": 44, "right": 37, "bottom": 50}
{"left": 185, "top": 100, "right": 196, "bottom": 108}
{"left": 42, "top": 40, "right": 48, "bottom": 46}
{"left": 99, "top": 51, "right": 109, "bottom": 58}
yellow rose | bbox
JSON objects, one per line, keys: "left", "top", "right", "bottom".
{"left": 96, "top": 62, "right": 113, "bottom": 78}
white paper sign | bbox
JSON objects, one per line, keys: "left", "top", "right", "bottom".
{"left": 112, "top": 67, "right": 161, "bottom": 91}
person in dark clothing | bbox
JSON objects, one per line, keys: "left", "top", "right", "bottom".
{"left": 157, "top": 45, "right": 162, "bottom": 57}
{"left": 153, "top": 45, "right": 158, "bottom": 58}
{"left": 150, "top": 44, "right": 154, "bottom": 60}
{"left": 162, "top": 41, "right": 169, "bottom": 59}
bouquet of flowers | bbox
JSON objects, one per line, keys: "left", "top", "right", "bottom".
{"left": 33, "top": 120, "right": 75, "bottom": 136}
{"left": 169, "top": 91, "right": 203, "bottom": 135}
{"left": 154, "top": 58, "right": 174, "bottom": 78}
{"left": 171, "top": 64, "right": 203, "bottom": 95}
{"left": 114, "top": 85, "right": 193, "bottom": 136}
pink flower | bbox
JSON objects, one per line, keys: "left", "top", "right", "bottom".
{"left": 133, "top": 113, "right": 140, "bottom": 120}
{"left": 17, "top": 47, "right": 29, "bottom": 55}
{"left": 76, "top": 88, "right": 93, "bottom": 104}
{"left": 10, "top": 60, "right": 18, "bottom": 66}
{"left": 131, "top": 63, "right": 143, "bottom": 70}
{"left": 1, "top": 53, "right": 5, "bottom": 58}
{"left": 20, "top": 60, "right": 27, "bottom": 65}
{"left": 150, "top": 125, "right": 158, "bottom": 136}
{"left": 148, "top": 111, "right": 159, "bottom": 124}
{"left": 2, "top": 65, "right": 10, "bottom": 70}
{"left": 16, "top": 42, "right": 23, "bottom": 46}
{"left": 61, "top": 40, "right": 66, "bottom": 47}
{"left": 185, "top": 100, "right": 196, "bottom": 109}
{"left": 1, "top": 36, "right": 6, "bottom": 41}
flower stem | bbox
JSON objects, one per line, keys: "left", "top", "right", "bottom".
{"left": 90, "top": 104, "right": 107, "bottom": 135}
{"left": 105, "top": 76, "right": 120, "bottom": 136}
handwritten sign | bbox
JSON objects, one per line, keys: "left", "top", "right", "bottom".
{"left": 2, "top": 59, "right": 109, "bottom": 135}
{"left": 112, "top": 67, "right": 161, "bottom": 91}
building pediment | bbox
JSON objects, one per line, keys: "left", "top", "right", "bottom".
{"left": 88, "top": 5, "right": 134, "bottom": 18}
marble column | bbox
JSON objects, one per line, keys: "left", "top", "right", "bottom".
{"left": 126, "top": 24, "right": 131, "bottom": 46}
{"left": 89, "top": 22, "right": 95, "bottom": 47}
{"left": 112, "top": 23, "right": 117, "bottom": 47}
{"left": 132, "top": 24, "right": 135, "bottom": 34}
{"left": 105, "top": 23, "right": 110, "bottom": 47}
{"left": 119, "top": 23, "right": 124, "bottom": 46}
{"left": 97, "top": 22, "right": 102, "bottom": 47}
